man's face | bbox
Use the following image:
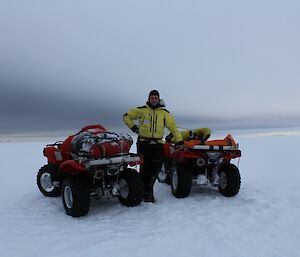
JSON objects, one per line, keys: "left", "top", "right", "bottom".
{"left": 149, "top": 95, "right": 160, "bottom": 106}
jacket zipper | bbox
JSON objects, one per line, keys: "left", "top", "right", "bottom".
{"left": 152, "top": 110, "right": 155, "bottom": 138}
{"left": 150, "top": 115, "right": 152, "bottom": 133}
{"left": 155, "top": 113, "right": 157, "bottom": 133}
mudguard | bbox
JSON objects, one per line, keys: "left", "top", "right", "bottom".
{"left": 60, "top": 160, "right": 86, "bottom": 175}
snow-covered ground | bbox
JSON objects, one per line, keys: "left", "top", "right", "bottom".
{"left": 0, "top": 132, "right": 300, "bottom": 257}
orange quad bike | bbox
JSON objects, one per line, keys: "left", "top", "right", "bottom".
{"left": 158, "top": 134, "right": 241, "bottom": 198}
{"left": 37, "top": 125, "right": 144, "bottom": 217}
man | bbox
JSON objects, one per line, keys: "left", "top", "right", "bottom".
{"left": 123, "top": 90, "right": 183, "bottom": 202}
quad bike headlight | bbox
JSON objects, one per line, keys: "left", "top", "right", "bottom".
{"left": 206, "top": 151, "right": 221, "bottom": 165}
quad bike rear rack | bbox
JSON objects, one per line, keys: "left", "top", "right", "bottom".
{"left": 183, "top": 134, "right": 239, "bottom": 151}
{"left": 85, "top": 153, "right": 142, "bottom": 168}
{"left": 191, "top": 145, "right": 239, "bottom": 151}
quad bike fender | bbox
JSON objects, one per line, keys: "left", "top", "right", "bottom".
{"left": 44, "top": 146, "right": 64, "bottom": 165}
{"left": 173, "top": 149, "right": 203, "bottom": 163}
{"left": 163, "top": 143, "right": 175, "bottom": 159}
{"left": 164, "top": 143, "right": 204, "bottom": 163}
{"left": 128, "top": 154, "right": 144, "bottom": 167}
{"left": 60, "top": 160, "right": 87, "bottom": 175}
{"left": 223, "top": 150, "right": 242, "bottom": 160}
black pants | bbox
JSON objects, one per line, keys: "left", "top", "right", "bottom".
{"left": 137, "top": 140, "right": 164, "bottom": 196}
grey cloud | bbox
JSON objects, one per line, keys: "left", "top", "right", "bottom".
{"left": 0, "top": 76, "right": 127, "bottom": 134}
{"left": 1, "top": 0, "right": 300, "bottom": 135}
{"left": 176, "top": 113, "right": 300, "bottom": 132}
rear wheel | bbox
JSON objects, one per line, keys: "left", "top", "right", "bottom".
{"left": 218, "top": 163, "right": 241, "bottom": 197}
{"left": 62, "top": 177, "right": 90, "bottom": 217}
{"left": 171, "top": 164, "right": 192, "bottom": 198}
{"left": 118, "top": 169, "right": 144, "bottom": 207}
{"left": 37, "top": 164, "right": 61, "bottom": 197}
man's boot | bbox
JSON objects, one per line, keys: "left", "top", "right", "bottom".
{"left": 143, "top": 185, "right": 154, "bottom": 202}
{"left": 143, "top": 193, "right": 154, "bottom": 203}
{"left": 143, "top": 177, "right": 156, "bottom": 203}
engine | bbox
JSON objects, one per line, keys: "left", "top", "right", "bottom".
{"left": 70, "top": 131, "right": 133, "bottom": 158}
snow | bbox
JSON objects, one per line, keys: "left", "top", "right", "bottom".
{"left": 1, "top": 133, "right": 300, "bottom": 257}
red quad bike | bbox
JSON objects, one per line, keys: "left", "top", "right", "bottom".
{"left": 158, "top": 134, "right": 241, "bottom": 198}
{"left": 37, "top": 125, "right": 144, "bottom": 217}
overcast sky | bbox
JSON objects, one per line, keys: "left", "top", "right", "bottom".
{"left": 1, "top": 0, "right": 299, "bottom": 134}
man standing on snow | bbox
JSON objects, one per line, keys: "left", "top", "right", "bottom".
{"left": 123, "top": 90, "right": 183, "bottom": 202}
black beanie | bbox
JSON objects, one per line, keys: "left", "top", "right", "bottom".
{"left": 148, "top": 90, "right": 160, "bottom": 98}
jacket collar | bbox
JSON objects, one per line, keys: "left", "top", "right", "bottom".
{"left": 146, "top": 101, "right": 164, "bottom": 110}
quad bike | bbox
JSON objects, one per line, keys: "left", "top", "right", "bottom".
{"left": 158, "top": 134, "right": 241, "bottom": 198}
{"left": 37, "top": 124, "right": 144, "bottom": 217}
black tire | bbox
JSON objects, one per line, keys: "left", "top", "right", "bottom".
{"left": 62, "top": 177, "right": 90, "bottom": 217}
{"left": 218, "top": 163, "right": 241, "bottom": 197}
{"left": 171, "top": 164, "right": 192, "bottom": 198}
{"left": 37, "top": 164, "right": 61, "bottom": 197}
{"left": 118, "top": 169, "right": 144, "bottom": 207}
{"left": 157, "top": 162, "right": 171, "bottom": 185}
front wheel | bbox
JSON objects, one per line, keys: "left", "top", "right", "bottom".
{"left": 218, "top": 163, "right": 241, "bottom": 197}
{"left": 171, "top": 164, "right": 192, "bottom": 198}
{"left": 118, "top": 169, "right": 144, "bottom": 207}
{"left": 62, "top": 177, "right": 90, "bottom": 217}
{"left": 37, "top": 164, "right": 61, "bottom": 197}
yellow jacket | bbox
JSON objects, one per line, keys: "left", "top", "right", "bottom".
{"left": 123, "top": 103, "right": 182, "bottom": 143}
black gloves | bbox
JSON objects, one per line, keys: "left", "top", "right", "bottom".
{"left": 131, "top": 125, "right": 139, "bottom": 134}
{"left": 197, "top": 134, "right": 210, "bottom": 144}
{"left": 175, "top": 140, "right": 184, "bottom": 149}
{"left": 165, "top": 133, "right": 173, "bottom": 143}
